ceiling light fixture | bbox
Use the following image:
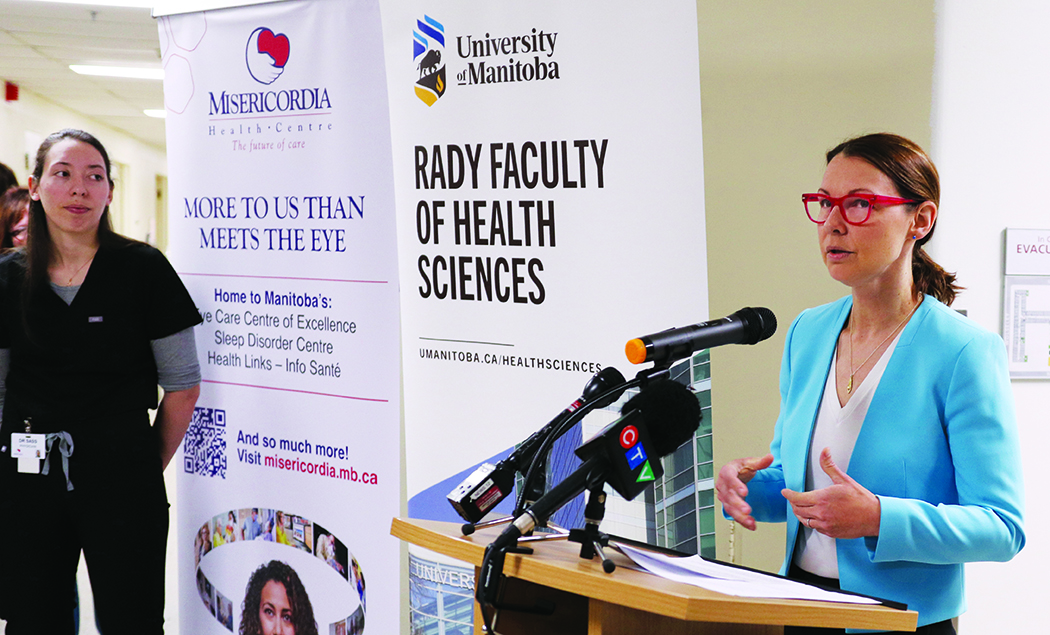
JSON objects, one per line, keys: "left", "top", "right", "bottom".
{"left": 69, "top": 65, "right": 164, "bottom": 80}
{"left": 21, "top": 1, "right": 156, "bottom": 8}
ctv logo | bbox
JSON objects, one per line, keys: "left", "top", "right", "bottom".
{"left": 619, "top": 425, "right": 656, "bottom": 484}
{"left": 246, "top": 27, "right": 290, "bottom": 85}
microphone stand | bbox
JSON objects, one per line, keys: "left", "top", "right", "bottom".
{"left": 568, "top": 481, "right": 617, "bottom": 573}
{"left": 474, "top": 366, "right": 676, "bottom": 631}
{"left": 471, "top": 364, "right": 671, "bottom": 538}
{"left": 462, "top": 376, "right": 643, "bottom": 537}
{"left": 511, "top": 371, "right": 657, "bottom": 518}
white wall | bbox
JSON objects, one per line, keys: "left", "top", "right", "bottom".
{"left": 931, "top": 2, "right": 1049, "bottom": 631}
{"left": 0, "top": 85, "right": 166, "bottom": 244}
{"left": 699, "top": 0, "right": 937, "bottom": 572}
{"left": 699, "top": 2, "right": 1041, "bottom": 630}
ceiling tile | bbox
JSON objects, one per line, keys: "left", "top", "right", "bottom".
{"left": 1, "top": 0, "right": 168, "bottom": 150}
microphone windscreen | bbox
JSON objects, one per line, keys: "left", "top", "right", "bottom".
{"left": 583, "top": 366, "right": 628, "bottom": 408}
{"left": 620, "top": 379, "right": 701, "bottom": 456}
{"left": 739, "top": 307, "right": 777, "bottom": 344}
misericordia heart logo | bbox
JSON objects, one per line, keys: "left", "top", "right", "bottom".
{"left": 246, "top": 27, "right": 291, "bottom": 85}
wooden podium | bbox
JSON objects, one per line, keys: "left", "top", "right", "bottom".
{"left": 391, "top": 517, "right": 917, "bottom": 635}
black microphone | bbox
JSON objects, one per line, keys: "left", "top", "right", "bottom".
{"left": 487, "top": 380, "right": 700, "bottom": 557}
{"left": 478, "top": 380, "right": 700, "bottom": 605}
{"left": 448, "top": 367, "right": 627, "bottom": 523}
{"left": 625, "top": 307, "right": 777, "bottom": 366}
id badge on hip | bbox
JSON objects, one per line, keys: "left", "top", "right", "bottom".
{"left": 12, "top": 433, "right": 44, "bottom": 474}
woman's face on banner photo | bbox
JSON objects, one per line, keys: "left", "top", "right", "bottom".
{"left": 259, "top": 580, "right": 296, "bottom": 635}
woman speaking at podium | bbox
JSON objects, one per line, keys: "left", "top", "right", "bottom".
{"left": 716, "top": 133, "right": 1024, "bottom": 634}
{"left": 0, "top": 129, "right": 202, "bottom": 633}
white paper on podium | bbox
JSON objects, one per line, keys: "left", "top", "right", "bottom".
{"left": 615, "top": 543, "right": 880, "bottom": 604}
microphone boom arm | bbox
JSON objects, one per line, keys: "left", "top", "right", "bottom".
{"left": 513, "top": 377, "right": 642, "bottom": 516}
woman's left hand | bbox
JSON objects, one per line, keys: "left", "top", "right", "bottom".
{"left": 781, "top": 447, "right": 881, "bottom": 539}
{"left": 156, "top": 384, "right": 201, "bottom": 470}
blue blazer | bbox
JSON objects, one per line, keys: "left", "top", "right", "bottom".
{"left": 746, "top": 295, "right": 1025, "bottom": 629}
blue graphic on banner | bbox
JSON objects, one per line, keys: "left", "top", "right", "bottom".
{"left": 417, "top": 15, "right": 445, "bottom": 46}
{"left": 409, "top": 422, "right": 585, "bottom": 530}
{"left": 408, "top": 447, "right": 514, "bottom": 522}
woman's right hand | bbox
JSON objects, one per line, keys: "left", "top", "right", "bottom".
{"left": 715, "top": 454, "right": 774, "bottom": 531}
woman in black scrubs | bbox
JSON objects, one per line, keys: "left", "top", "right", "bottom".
{"left": 0, "top": 129, "right": 202, "bottom": 634}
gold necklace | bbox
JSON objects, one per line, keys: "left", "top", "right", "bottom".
{"left": 63, "top": 251, "right": 96, "bottom": 286}
{"left": 847, "top": 302, "right": 918, "bottom": 394}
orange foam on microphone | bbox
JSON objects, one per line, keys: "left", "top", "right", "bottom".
{"left": 625, "top": 339, "right": 648, "bottom": 364}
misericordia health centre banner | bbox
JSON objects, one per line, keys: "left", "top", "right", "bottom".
{"left": 159, "top": 1, "right": 398, "bottom": 634}
{"left": 384, "top": 0, "right": 709, "bottom": 602}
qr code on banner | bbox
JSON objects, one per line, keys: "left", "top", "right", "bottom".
{"left": 184, "top": 407, "right": 227, "bottom": 479}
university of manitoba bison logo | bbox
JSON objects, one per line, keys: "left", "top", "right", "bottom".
{"left": 413, "top": 15, "right": 446, "bottom": 106}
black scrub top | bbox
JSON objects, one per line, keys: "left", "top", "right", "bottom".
{"left": 0, "top": 240, "right": 203, "bottom": 432}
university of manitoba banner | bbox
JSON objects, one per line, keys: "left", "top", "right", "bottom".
{"left": 158, "top": 1, "right": 398, "bottom": 633}
{"left": 383, "top": 2, "right": 709, "bottom": 631}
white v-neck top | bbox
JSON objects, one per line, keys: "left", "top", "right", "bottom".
{"left": 793, "top": 330, "right": 904, "bottom": 579}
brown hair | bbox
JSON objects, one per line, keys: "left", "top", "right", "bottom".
{"left": 239, "top": 560, "right": 318, "bottom": 635}
{"left": 826, "top": 133, "right": 961, "bottom": 306}
{"left": 22, "top": 130, "right": 133, "bottom": 338}
{"left": 0, "top": 187, "right": 29, "bottom": 249}
{"left": 27, "top": 129, "right": 127, "bottom": 288}
{"left": 0, "top": 161, "right": 16, "bottom": 195}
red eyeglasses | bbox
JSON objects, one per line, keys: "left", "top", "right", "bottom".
{"left": 802, "top": 192, "right": 920, "bottom": 225}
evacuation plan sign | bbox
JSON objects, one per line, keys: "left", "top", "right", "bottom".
{"left": 1003, "top": 228, "right": 1050, "bottom": 378}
